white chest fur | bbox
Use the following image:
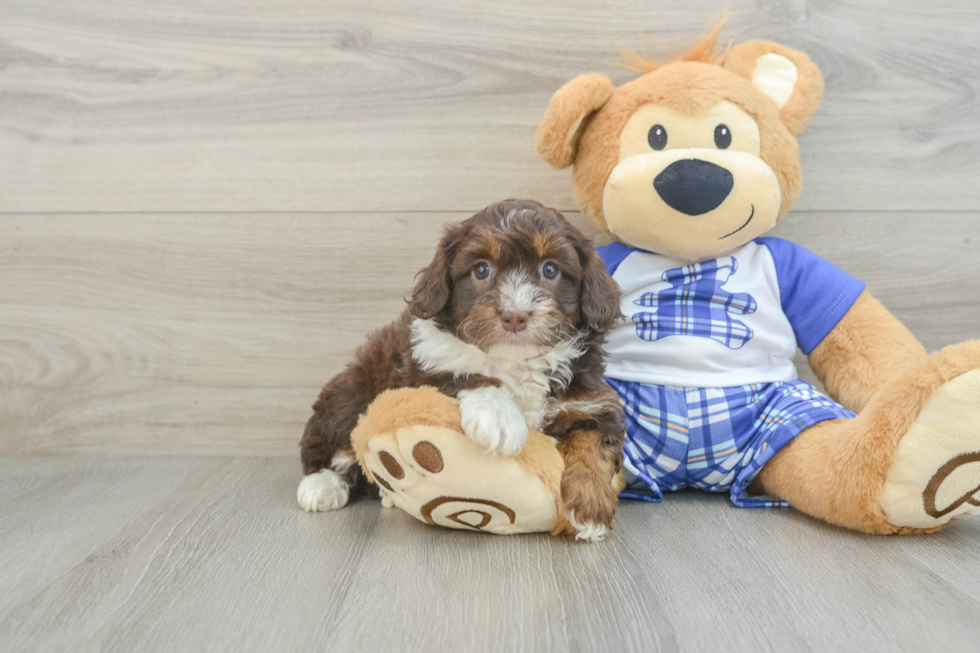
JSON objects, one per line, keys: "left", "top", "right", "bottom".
{"left": 410, "top": 318, "right": 585, "bottom": 429}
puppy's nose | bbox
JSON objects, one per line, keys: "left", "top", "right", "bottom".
{"left": 501, "top": 310, "right": 529, "bottom": 333}
{"left": 654, "top": 159, "right": 734, "bottom": 216}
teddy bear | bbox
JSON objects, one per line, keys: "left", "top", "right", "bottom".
{"left": 351, "top": 24, "right": 980, "bottom": 537}
{"left": 533, "top": 24, "right": 980, "bottom": 534}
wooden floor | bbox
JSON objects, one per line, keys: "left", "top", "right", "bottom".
{"left": 3, "top": 1, "right": 980, "bottom": 651}
{"left": 0, "top": 456, "right": 978, "bottom": 653}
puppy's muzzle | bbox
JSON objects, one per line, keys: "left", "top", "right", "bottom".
{"left": 501, "top": 310, "right": 529, "bottom": 333}
{"left": 653, "top": 159, "right": 734, "bottom": 216}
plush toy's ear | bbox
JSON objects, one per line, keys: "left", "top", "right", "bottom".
{"left": 536, "top": 74, "right": 614, "bottom": 169}
{"left": 723, "top": 40, "right": 825, "bottom": 135}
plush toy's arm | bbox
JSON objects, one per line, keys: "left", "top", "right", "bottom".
{"left": 807, "top": 290, "right": 927, "bottom": 413}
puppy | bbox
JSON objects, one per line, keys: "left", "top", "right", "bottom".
{"left": 298, "top": 199, "right": 626, "bottom": 540}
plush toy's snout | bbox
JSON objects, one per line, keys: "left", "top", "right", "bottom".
{"left": 654, "top": 158, "right": 734, "bottom": 216}
{"left": 603, "top": 147, "right": 781, "bottom": 260}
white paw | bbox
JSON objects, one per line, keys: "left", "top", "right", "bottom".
{"left": 458, "top": 386, "right": 529, "bottom": 456}
{"left": 297, "top": 469, "right": 350, "bottom": 512}
{"left": 567, "top": 510, "right": 607, "bottom": 543}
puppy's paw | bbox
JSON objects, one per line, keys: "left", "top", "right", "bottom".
{"left": 566, "top": 509, "right": 608, "bottom": 543}
{"left": 458, "top": 386, "right": 528, "bottom": 456}
{"left": 297, "top": 469, "right": 350, "bottom": 512}
{"left": 556, "top": 448, "right": 619, "bottom": 542}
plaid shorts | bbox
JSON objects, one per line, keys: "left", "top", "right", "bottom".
{"left": 608, "top": 378, "right": 855, "bottom": 507}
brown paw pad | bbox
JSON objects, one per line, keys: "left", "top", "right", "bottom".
{"left": 421, "top": 496, "right": 516, "bottom": 531}
{"left": 923, "top": 451, "right": 980, "bottom": 520}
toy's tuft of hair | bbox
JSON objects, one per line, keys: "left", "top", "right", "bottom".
{"left": 615, "top": 14, "right": 731, "bottom": 74}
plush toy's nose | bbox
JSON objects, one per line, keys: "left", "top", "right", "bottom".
{"left": 654, "top": 159, "right": 734, "bottom": 216}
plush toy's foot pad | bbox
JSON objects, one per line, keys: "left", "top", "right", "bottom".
{"left": 349, "top": 386, "right": 564, "bottom": 535}
{"left": 361, "top": 423, "right": 560, "bottom": 534}
{"left": 882, "top": 369, "right": 980, "bottom": 528}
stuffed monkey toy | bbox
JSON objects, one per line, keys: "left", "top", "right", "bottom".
{"left": 534, "top": 24, "right": 980, "bottom": 534}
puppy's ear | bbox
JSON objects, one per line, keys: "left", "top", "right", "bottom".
{"left": 537, "top": 73, "right": 614, "bottom": 169}
{"left": 410, "top": 223, "right": 465, "bottom": 320}
{"left": 577, "top": 240, "right": 623, "bottom": 333}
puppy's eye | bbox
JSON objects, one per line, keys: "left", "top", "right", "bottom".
{"left": 473, "top": 262, "right": 492, "bottom": 280}
{"left": 541, "top": 262, "right": 559, "bottom": 280}
{"left": 714, "top": 124, "right": 731, "bottom": 149}
{"left": 648, "top": 124, "right": 668, "bottom": 151}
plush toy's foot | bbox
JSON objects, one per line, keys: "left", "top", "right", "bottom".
{"left": 758, "top": 341, "right": 980, "bottom": 534}
{"left": 296, "top": 469, "right": 350, "bottom": 512}
{"left": 349, "top": 387, "right": 566, "bottom": 535}
{"left": 881, "top": 368, "right": 980, "bottom": 529}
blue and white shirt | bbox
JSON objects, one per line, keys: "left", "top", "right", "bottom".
{"left": 596, "top": 238, "right": 866, "bottom": 388}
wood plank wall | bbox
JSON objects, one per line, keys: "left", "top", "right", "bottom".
{"left": 1, "top": 0, "right": 978, "bottom": 455}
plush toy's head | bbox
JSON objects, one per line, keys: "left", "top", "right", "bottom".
{"left": 537, "top": 25, "right": 824, "bottom": 261}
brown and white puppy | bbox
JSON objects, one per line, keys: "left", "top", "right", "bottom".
{"left": 298, "top": 199, "right": 626, "bottom": 540}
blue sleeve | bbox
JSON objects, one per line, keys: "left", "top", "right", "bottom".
{"left": 595, "top": 242, "right": 636, "bottom": 276}
{"left": 756, "top": 237, "right": 866, "bottom": 355}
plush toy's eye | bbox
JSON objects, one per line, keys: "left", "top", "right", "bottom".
{"left": 473, "top": 262, "right": 492, "bottom": 280}
{"left": 648, "top": 124, "right": 668, "bottom": 151}
{"left": 541, "top": 261, "right": 559, "bottom": 280}
{"left": 714, "top": 124, "right": 731, "bottom": 149}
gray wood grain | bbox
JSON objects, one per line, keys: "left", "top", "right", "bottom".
{"left": 2, "top": 3, "right": 978, "bottom": 650}
{"left": 616, "top": 493, "right": 980, "bottom": 653}
{"left": 1, "top": 0, "right": 980, "bottom": 213}
{"left": 1, "top": 211, "right": 977, "bottom": 456}
{"left": 0, "top": 457, "right": 977, "bottom": 653}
